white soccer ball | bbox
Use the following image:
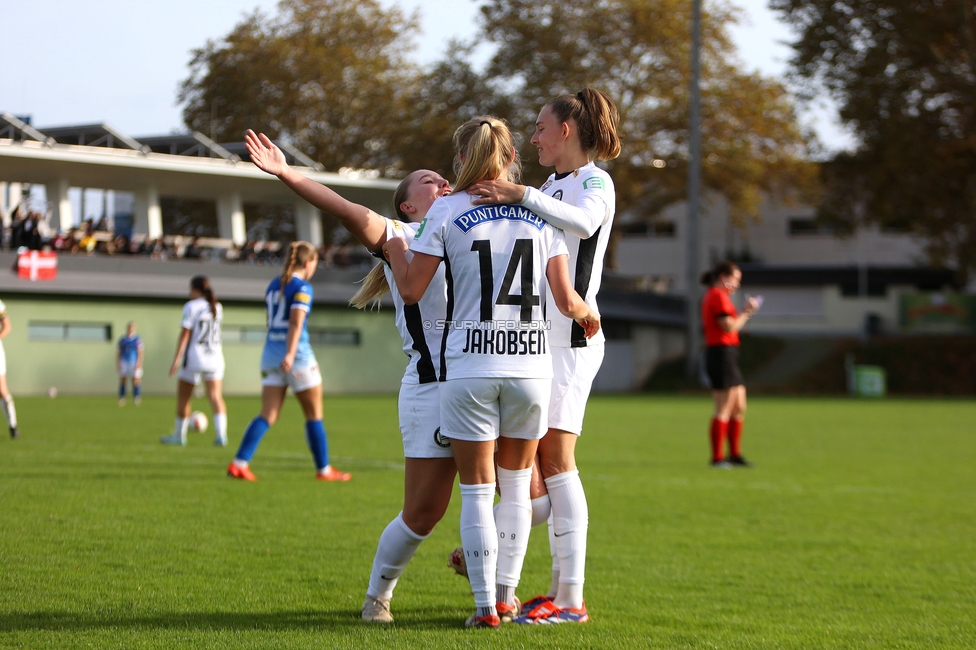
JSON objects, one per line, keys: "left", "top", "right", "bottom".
{"left": 48, "top": 387, "right": 57, "bottom": 398}
{"left": 189, "top": 411, "right": 209, "bottom": 433}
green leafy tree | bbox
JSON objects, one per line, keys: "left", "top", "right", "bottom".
{"left": 477, "top": 0, "right": 817, "bottom": 249}
{"left": 771, "top": 0, "right": 976, "bottom": 280}
{"left": 178, "top": 0, "right": 421, "bottom": 172}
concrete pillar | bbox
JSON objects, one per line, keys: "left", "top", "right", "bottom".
{"left": 0, "top": 182, "right": 7, "bottom": 227}
{"left": 217, "top": 192, "right": 246, "bottom": 245}
{"left": 45, "top": 178, "right": 73, "bottom": 232}
{"left": 294, "top": 201, "right": 322, "bottom": 246}
{"left": 133, "top": 185, "right": 162, "bottom": 239}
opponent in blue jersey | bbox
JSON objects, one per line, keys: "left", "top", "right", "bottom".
{"left": 227, "top": 241, "right": 350, "bottom": 482}
{"left": 117, "top": 321, "right": 144, "bottom": 406}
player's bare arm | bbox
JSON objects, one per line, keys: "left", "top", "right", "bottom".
{"left": 382, "top": 237, "right": 439, "bottom": 305}
{"left": 719, "top": 297, "right": 761, "bottom": 334}
{"left": 546, "top": 254, "right": 600, "bottom": 338}
{"left": 0, "top": 316, "right": 10, "bottom": 340}
{"left": 245, "top": 129, "right": 387, "bottom": 252}
{"left": 169, "top": 328, "right": 191, "bottom": 376}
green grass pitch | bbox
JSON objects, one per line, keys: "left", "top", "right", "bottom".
{"left": 1, "top": 394, "right": 973, "bottom": 649}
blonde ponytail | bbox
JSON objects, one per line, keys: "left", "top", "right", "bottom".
{"left": 280, "top": 240, "right": 318, "bottom": 286}
{"left": 451, "top": 116, "right": 520, "bottom": 193}
{"left": 349, "top": 263, "right": 391, "bottom": 310}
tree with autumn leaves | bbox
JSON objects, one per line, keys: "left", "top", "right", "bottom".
{"left": 771, "top": 0, "right": 976, "bottom": 281}
{"left": 180, "top": 0, "right": 816, "bottom": 261}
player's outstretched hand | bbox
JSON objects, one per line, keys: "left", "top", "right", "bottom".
{"left": 468, "top": 179, "right": 525, "bottom": 205}
{"left": 576, "top": 311, "right": 601, "bottom": 339}
{"left": 245, "top": 129, "right": 288, "bottom": 177}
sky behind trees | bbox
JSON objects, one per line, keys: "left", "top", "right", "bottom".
{"left": 1, "top": 0, "right": 852, "bottom": 150}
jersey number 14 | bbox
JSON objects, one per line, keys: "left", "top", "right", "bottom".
{"left": 471, "top": 239, "right": 540, "bottom": 322}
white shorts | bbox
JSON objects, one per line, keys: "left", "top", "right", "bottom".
{"left": 118, "top": 360, "right": 143, "bottom": 379}
{"left": 178, "top": 365, "right": 225, "bottom": 385}
{"left": 398, "top": 382, "right": 452, "bottom": 459}
{"left": 440, "top": 377, "right": 550, "bottom": 443}
{"left": 261, "top": 363, "right": 322, "bottom": 393}
{"left": 548, "top": 343, "right": 605, "bottom": 435}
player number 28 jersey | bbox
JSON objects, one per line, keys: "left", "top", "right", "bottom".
{"left": 181, "top": 297, "right": 224, "bottom": 372}
{"left": 410, "top": 193, "right": 568, "bottom": 380}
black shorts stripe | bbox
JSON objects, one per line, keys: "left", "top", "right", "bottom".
{"left": 570, "top": 226, "right": 601, "bottom": 348}
{"left": 438, "top": 255, "right": 455, "bottom": 382}
{"left": 403, "top": 303, "right": 437, "bottom": 384}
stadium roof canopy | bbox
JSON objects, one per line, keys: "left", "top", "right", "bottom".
{"left": 0, "top": 112, "right": 398, "bottom": 245}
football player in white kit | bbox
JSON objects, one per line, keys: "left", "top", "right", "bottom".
{"left": 466, "top": 88, "right": 621, "bottom": 624}
{"left": 384, "top": 116, "right": 600, "bottom": 628}
{"left": 0, "top": 299, "right": 18, "bottom": 438}
{"left": 161, "top": 276, "right": 228, "bottom": 447}
{"left": 243, "top": 129, "right": 454, "bottom": 622}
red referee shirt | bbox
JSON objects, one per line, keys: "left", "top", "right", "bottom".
{"left": 702, "top": 286, "right": 739, "bottom": 347}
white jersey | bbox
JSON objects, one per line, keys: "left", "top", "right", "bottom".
{"left": 380, "top": 217, "right": 448, "bottom": 384}
{"left": 410, "top": 193, "right": 568, "bottom": 380}
{"left": 180, "top": 297, "right": 224, "bottom": 372}
{"left": 521, "top": 162, "right": 615, "bottom": 348}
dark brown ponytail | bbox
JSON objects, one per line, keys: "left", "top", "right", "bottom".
{"left": 547, "top": 88, "right": 621, "bottom": 162}
{"left": 191, "top": 275, "right": 218, "bottom": 318}
{"left": 700, "top": 261, "right": 739, "bottom": 286}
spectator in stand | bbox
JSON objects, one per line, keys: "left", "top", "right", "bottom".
{"left": 78, "top": 224, "right": 97, "bottom": 254}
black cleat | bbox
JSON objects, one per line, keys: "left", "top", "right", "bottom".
{"left": 728, "top": 455, "right": 753, "bottom": 468}
{"left": 9, "top": 427, "right": 18, "bottom": 439}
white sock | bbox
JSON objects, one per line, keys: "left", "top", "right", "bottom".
{"left": 213, "top": 413, "right": 228, "bottom": 444}
{"left": 494, "top": 467, "right": 533, "bottom": 602}
{"left": 545, "top": 469, "right": 588, "bottom": 609}
{"left": 459, "top": 482, "right": 498, "bottom": 609}
{"left": 547, "top": 513, "right": 560, "bottom": 598}
{"left": 366, "top": 512, "right": 428, "bottom": 601}
{"left": 531, "top": 495, "right": 551, "bottom": 528}
{"left": 232, "top": 458, "right": 249, "bottom": 469}
{"left": 174, "top": 417, "right": 189, "bottom": 443}
{"left": 1, "top": 395, "right": 16, "bottom": 428}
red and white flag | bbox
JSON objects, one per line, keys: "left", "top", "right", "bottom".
{"left": 17, "top": 250, "right": 58, "bottom": 281}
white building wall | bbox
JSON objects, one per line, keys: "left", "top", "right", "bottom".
{"left": 616, "top": 194, "right": 929, "bottom": 293}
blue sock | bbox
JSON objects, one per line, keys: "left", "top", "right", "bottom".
{"left": 133, "top": 384, "right": 141, "bottom": 399}
{"left": 119, "top": 383, "right": 126, "bottom": 399}
{"left": 305, "top": 420, "right": 329, "bottom": 471}
{"left": 235, "top": 416, "right": 270, "bottom": 463}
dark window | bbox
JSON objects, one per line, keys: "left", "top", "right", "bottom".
{"left": 788, "top": 217, "right": 834, "bottom": 236}
{"left": 28, "top": 322, "right": 112, "bottom": 342}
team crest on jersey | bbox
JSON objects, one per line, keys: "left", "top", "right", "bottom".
{"left": 583, "top": 177, "right": 604, "bottom": 190}
{"left": 540, "top": 179, "right": 554, "bottom": 192}
{"left": 453, "top": 205, "right": 545, "bottom": 233}
{"left": 415, "top": 217, "right": 428, "bottom": 237}
{"left": 433, "top": 427, "right": 450, "bottom": 448}
{"left": 552, "top": 190, "right": 563, "bottom": 201}
{"left": 392, "top": 219, "right": 403, "bottom": 231}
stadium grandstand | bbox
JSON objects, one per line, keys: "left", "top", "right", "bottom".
{"left": 0, "top": 113, "right": 684, "bottom": 395}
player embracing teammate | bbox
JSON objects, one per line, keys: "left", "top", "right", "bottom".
{"left": 463, "top": 88, "right": 621, "bottom": 624}
{"left": 384, "top": 115, "right": 600, "bottom": 627}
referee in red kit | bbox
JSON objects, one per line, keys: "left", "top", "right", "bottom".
{"left": 700, "top": 261, "right": 761, "bottom": 468}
